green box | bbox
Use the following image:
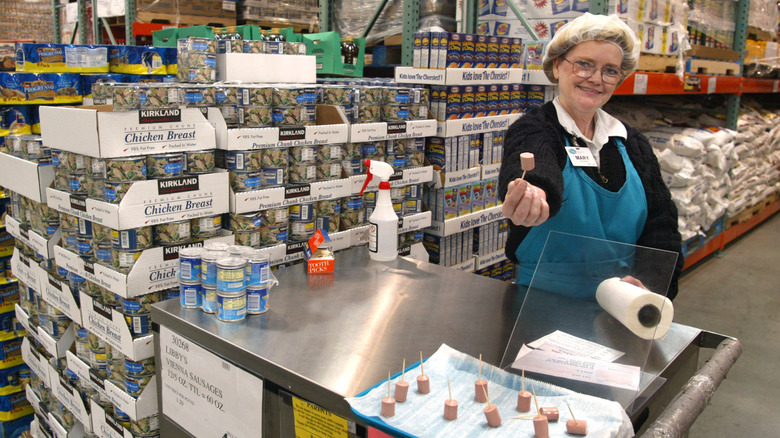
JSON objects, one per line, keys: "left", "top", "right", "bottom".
{"left": 153, "top": 25, "right": 215, "bottom": 47}
{"left": 232, "top": 25, "right": 263, "bottom": 40}
{"left": 303, "top": 32, "right": 365, "bottom": 77}
{"left": 280, "top": 28, "right": 302, "bottom": 43}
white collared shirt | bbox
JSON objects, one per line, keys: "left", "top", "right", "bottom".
{"left": 552, "top": 96, "right": 626, "bottom": 167}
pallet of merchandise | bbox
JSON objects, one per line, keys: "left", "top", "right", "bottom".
{"left": 638, "top": 54, "right": 679, "bottom": 73}
{"left": 686, "top": 58, "right": 741, "bottom": 76}
{"left": 726, "top": 192, "right": 780, "bottom": 229}
{"left": 136, "top": 0, "right": 236, "bottom": 25}
{"left": 136, "top": 11, "right": 236, "bottom": 27}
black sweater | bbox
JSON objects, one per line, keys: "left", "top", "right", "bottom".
{"left": 499, "top": 102, "right": 684, "bottom": 300}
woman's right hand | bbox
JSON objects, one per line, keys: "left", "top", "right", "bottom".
{"left": 502, "top": 178, "right": 550, "bottom": 227}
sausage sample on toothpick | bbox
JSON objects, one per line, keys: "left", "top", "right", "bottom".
{"left": 532, "top": 387, "right": 549, "bottom": 438}
{"left": 381, "top": 372, "right": 396, "bottom": 417}
{"left": 443, "top": 376, "right": 458, "bottom": 421}
{"left": 566, "top": 402, "right": 588, "bottom": 435}
{"left": 416, "top": 351, "right": 430, "bottom": 394}
{"left": 394, "top": 358, "right": 409, "bottom": 402}
{"left": 517, "top": 369, "right": 532, "bottom": 412}
{"left": 474, "top": 354, "right": 488, "bottom": 403}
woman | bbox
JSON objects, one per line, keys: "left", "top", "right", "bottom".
{"left": 499, "top": 14, "right": 683, "bottom": 300}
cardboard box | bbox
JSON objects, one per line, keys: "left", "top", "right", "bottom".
{"left": 40, "top": 106, "right": 215, "bottom": 158}
{"left": 349, "top": 118, "right": 437, "bottom": 143}
{"left": 153, "top": 25, "right": 215, "bottom": 48}
{"left": 217, "top": 53, "right": 316, "bottom": 83}
{"left": 5, "top": 216, "right": 60, "bottom": 261}
{"left": 46, "top": 171, "right": 229, "bottom": 230}
{"left": 210, "top": 106, "right": 349, "bottom": 151}
{"left": 52, "top": 371, "right": 93, "bottom": 432}
{"left": 55, "top": 234, "right": 233, "bottom": 298}
{"left": 303, "top": 32, "right": 366, "bottom": 77}
{"left": 0, "top": 153, "right": 54, "bottom": 203}
{"left": 79, "top": 292, "right": 153, "bottom": 361}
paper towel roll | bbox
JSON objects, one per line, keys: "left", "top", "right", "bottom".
{"left": 595, "top": 277, "right": 674, "bottom": 340}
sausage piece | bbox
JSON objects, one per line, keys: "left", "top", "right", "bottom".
{"left": 475, "top": 380, "right": 488, "bottom": 402}
{"left": 381, "top": 397, "right": 395, "bottom": 417}
{"left": 533, "top": 414, "right": 549, "bottom": 438}
{"left": 566, "top": 419, "right": 588, "bottom": 435}
{"left": 521, "top": 152, "right": 535, "bottom": 171}
{"left": 540, "top": 406, "right": 559, "bottom": 421}
{"left": 443, "top": 399, "right": 458, "bottom": 420}
{"left": 416, "top": 375, "right": 430, "bottom": 394}
{"left": 394, "top": 381, "right": 409, "bottom": 402}
{"left": 516, "top": 390, "right": 532, "bottom": 412}
{"left": 483, "top": 403, "right": 502, "bottom": 427}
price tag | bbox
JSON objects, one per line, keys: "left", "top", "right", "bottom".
{"left": 633, "top": 74, "right": 648, "bottom": 94}
{"left": 707, "top": 77, "right": 717, "bottom": 94}
{"left": 774, "top": 80, "right": 779, "bottom": 93}
{"left": 160, "top": 327, "right": 264, "bottom": 438}
{"left": 566, "top": 147, "right": 598, "bottom": 167}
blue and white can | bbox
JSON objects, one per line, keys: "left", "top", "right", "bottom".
{"left": 178, "top": 247, "right": 202, "bottom": 282}
{"left": 200, "top": 250, "right": 227, "bottom": 286}
{"left": 201, "top": 285, "right": 218, "bottom": 314}
{"left": 216, "top": 256, "right": 246, "bottom": 293}
{"left": 246, "top": 283, "right": 269, "bottom": 314}
{"left": 247, "top": 252, "right": 270, "bottom": 286}
{"left": 217, "top": 291, "right": 247, "bottom": 322}
{"left": 76, "top": 217, "right": 92, "bottom": 237}
{"left": 124, "top": 312, "right": 151, "bottom": 337}
{"left": 180, "top": 282, "right": 202, "bottom": 308}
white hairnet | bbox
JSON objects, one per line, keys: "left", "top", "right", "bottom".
{"left": 542, "top": 13, "right": 641, "bottom": 84}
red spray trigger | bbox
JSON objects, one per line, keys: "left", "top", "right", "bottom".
{"left": 359, "top": 159, "right": 373, "bottom": 195}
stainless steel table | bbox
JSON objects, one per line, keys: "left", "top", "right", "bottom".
{"left": 152, "top": 247, "right": 737, "bottom": 437}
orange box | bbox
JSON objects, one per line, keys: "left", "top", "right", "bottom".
{"left": 307, "top": 251, "right": 334, "bottom": 274}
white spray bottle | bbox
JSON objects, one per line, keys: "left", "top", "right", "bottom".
{"left": 359, "top": 159, "right": 398, "bottom": 261}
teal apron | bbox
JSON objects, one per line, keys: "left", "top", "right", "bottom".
{"left": 515, "top": 137, "right": 648, "bottom": 299}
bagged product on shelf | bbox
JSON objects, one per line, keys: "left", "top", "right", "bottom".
{"left": 15, "top": 43, "right": 109, "bottom": 73}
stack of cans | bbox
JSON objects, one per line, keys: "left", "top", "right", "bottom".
{"left": 179, "top": 243, "right": 272, "bottom": 322}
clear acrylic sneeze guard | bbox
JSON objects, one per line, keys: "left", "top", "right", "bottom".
{"left": 500, "top": 231, "right": 679, "bottom": 415}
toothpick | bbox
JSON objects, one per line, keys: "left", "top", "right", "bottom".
{"left": 482, "top": 384, "right": 490, "bottom": 405}
{"left": 566, "top": 402, "right": 577, "bottom": 424}
{"left": 419, "top": 351, "right": 425, "bottom": 376}
{"left": 511, "top": 414, "right": 537, "bottom": 419}
{"left": 532, "top": 387, "right": 540, "bottom": 415}
{"left": 387, "top": 372, "right": 391, "bottom": 398}
{"left": 520, "top": 170, "right": 527, "bottom": 181}
{"left": 447, "top": 376, "right": 452, "bottom": 401}
{"left": 522, "top": 369, "right": 525, "bottom": 392}
{"left": 478, "top": 354, "right": 482, "bottom": 381}
{"left": 401, "top": 358, "right": 406, "bottom": 382}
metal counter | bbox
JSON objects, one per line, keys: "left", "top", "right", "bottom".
{"left": 151, "top": 247, "right": 714, "bottom": 437}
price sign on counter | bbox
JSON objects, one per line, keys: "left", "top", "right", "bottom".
{"left": 160, "top": 326, "right": 264, "bottom": 438}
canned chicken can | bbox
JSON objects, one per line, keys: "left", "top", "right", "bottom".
{"left": 180, "top": 85, "right": 216, "bottom": 106}
{"left": 272, "top": 106, "right": 313, "bottom": 126}
{"left": 341, "top": 143, "right": 362, "bottom": 159}
{"left": 216, "top": 256, "right": 247, "bottom": 293}
{"left": 317, "top": 144, "right": 343, "bottom": 162}
{"left": 246, "top": 283, "right": 269, "bottom": 314}
{"left": 392, "top": 200, "right": 405, "bottom": 216}
{"left": 341, "top": 158, "right": 364, "bottom": 176}
{"left": 409, "top": 104, "right": 428, "bottom": 120}
{"left": 142, "top": 84, "right": 179, "bottom": 108}
{"left": 234, "top": 230, "right": 261, "bottom": 248}
{"left": 230, "top": 170, "right": 264, "bottom": 192}
{"left": 105, "top": 156, "right": 147, "bottom": 181}
{"left": 259, "top": 225, "right": 288, "bottom": 246}
{"left": 383, "top": 87, "right": 412, "bottom": 104}
{"left": 191, "top": 215, "right": 222, "bottom": 238}
{"left": 217, "top": 291, "right": 247, "bottom": 322}
{"left": 101, "top": 288, "right": 121, "bottom": 308}
{"left": 390, "top": 185, "right": 408, "bottom": 200}
{"left": 185, "top": 149, "right": 216, "bottom": 174}
{"left": 92, "top": 222, "right": 112, "bottom": 243}
{"left": 178, "top": 247, "right": 202, "bottom": 282}
{"left": 154, "top": 220, "right": 191, "bottom": 245}
{"left": 290, "top": 146, "right": 317, "bottom": 163}
{"left": 315, "top": 199, "right": 340, "bottom": 216}
{"left": 228, "top": 212, "right": 263, "bottom": 231}
{"left": 353, "top": 86, "right": 384, "bottom": 104}
{"left": 120, "top": 291, "right": 162, "bottom": 314}
{"left": 262, "top": 167, "right": 287, "bottom": 187}
{"left": 147, "top": 153, "right": 185, "bottom": 179}
{"left": 273, "top": 86, "right": 319, "bottom": 106}
{"left": 405, "top": 199, "right": 423, "bottom": 214}
{"left": 316, "top": 215, "right": 340, "bottom": 234}
{"left": 238, "top": 86, "right": 273, "bottom": 106}
{"left": 180, "top": 281, "right": 202, "bottom": 308}
{"left": 84, "top": 279, "right": 104, "bottom": 298}
{"left": 112, "top": 249, "right": 142, "bottom": 272}
{"left": 103, "top": 180, "right": 134, "bottom": 203}
{"left": 76, "top": 217, "right": 93, "bottom": 237}
{"left": 226, "top": 150, "right": 264, "bottom": 171}
{"left": 319, "top": 85, "right": 353, "bottom": 105}
{"left": 262, "top": 207, "right": 288, "bottom": 226}
{"left": 353, "top": 104, "right": 382, "bottom": 123}
{"left": 93, "top": 241, "right": 113, "bottom": 264}
{"left": 284, "top": 41, "right": 307, "bottom": 55}
{"left": 124, "top": 356, "right": 156, "bottom": 377}
{"left": 53, "top": 150, "right": 86, "bottom": 172}
{"left": 111, "top": 227, "right": 153, "bottom": 250}
{"left": 112, "top": 85, "right": 142, "bottom": 110}
{"left": 382, "top": 104, "right": 411, "bottom": 121}
{"left": 201, "top": 284, "right": 218, "bottom": 313}
{"left": 68, "top": 172, "right": 87, "bottom": 194}
{"left": 408, "top": 150, "right": 425, "bottom": 167}
{"left": 289, "top": 203, "right": 315, "bottom": 221}
{"left": 54, "top": 167, "right": 70, "bottom": 191}
{"left": 386, "top": 139, "right": 407, "bottom": 154}
{"left": 200, "top": 250, "right": 227, "bottom": 286}
{"left": 317, "top": 161, "right": 342, "bottom": 181}
{"left": 130, "top": 414, "right": 160, "bottom": 436}
{"left": 238, "top": 105, "right": 273, "bottom": 127}
{"left": 289, "top": 163, "right": 316, "bottom": 183}
{"left": 125, "top": 373, "right": 153, "bottom": 396}
{"left": 289, "top": 220, "right": 315, "bottom": 240}
{"left": 77, "top": 235, "right": 93, "bottom": 257}
{"left": 124, "top": 312, "right": 151, "bottom": 337}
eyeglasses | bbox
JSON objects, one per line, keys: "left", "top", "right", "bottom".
{"left": 561, "top": 57, "right": 622, "bottom": 85}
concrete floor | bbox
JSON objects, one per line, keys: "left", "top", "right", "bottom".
{"left": 673, "top": 212, "right": 780, "bottom": 436}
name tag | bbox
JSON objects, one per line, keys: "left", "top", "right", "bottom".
{"left": 566, "top": 146, "right": 598, "bottom": 167}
